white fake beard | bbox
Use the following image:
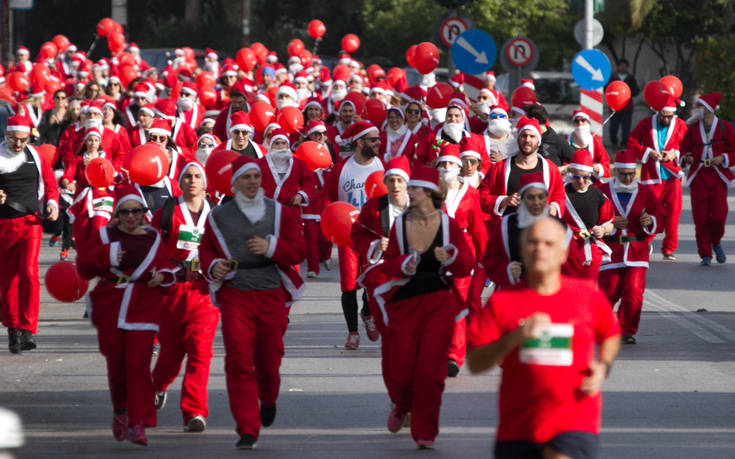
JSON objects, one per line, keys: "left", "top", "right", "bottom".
{"left": 686, "top": 107, "right": 705, "bottom": 126}
{"left": 429, "top": 107, "right": 446, "bottom": 125}
{"left": 296, "top": 88, "right": 311, "bottom": 101}
{"left": 289, "top": 63, "right": 304, "bottom": 74}
{"left": 488, "top": 118, "right": 511, "bottom": 137}
{"left": 517, "top": 203, "right": 549, "bottom": 229}
{"left": 331, "top": 88, "right": 347, "bottom": 102}
{"left": 177, "top": 97, "right": 195, "bottom": 112}
{"left": 573, "top": 125, "right": 593, "bottom": 147}
{"left": 460, "top": 170, "right": 481, "bottom": 188}
{"left": 443, "top": 122, "right": 464, "bottom": 143}
{"left": 0, "top": 145, "right": 27, "bottom": 174}
{"left": 196, "top": 147, "right": 213, "bottom": 164}
{"left": 438, "top": 166, "right": 460, "bottom": 183}
{"left": 276, "top": 98, "right": 298, "bottom": 110}
{"left": 234, "top": 188, "right": 266, "bottom": 223}
{"left": 386, "top": 124, "right": 407, "bottom": 143}
{"left": 269, "top": 148, "right": 292, "bottom": 173}
{"left": 85, "top": 118, "right": 102, "bottom": 129}
{"left": 476, "top": 102, "right": 491, "bottom": 116}
{"left": 614, "top": 179, "right": 638, "bottom": 193}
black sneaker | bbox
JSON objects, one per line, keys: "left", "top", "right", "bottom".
{"left": 447, "top": 359, "right": 460, "bottom": 378}
{"left": 260, "top": 404, "right": 276, "bottom": 427}
{"left": 8, "top": 328, "right": 21, "bottom": 354}
{"left": 20, "top": 329, "right": 36, "bottom": 351}
{"left": 622, "top": 335, "right": 637, "bottom": 344}
{"left": 154, "top": 391, "right": 167, "bottom": 410}
{"left": 236, "top": 434, "right": 257, "bottom": 449}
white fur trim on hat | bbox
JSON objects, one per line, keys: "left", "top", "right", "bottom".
{"left": 437, "top": 155, "right": 462, "bottom": 166}
{"left": 304, "top": 100, "right": 322, "bottom": 111}
{"left": 231, "top": 162, "right": 261, "bottom": 184}
{"left": 115, "top": 194, "right": 147, "bottom": 212}
{"left": 460, "top": 150, "right": 482, "bottom": 160}
{"left": 180, "top": 86, "right": 198, "bottom": 97}
{"left": 615, "top": 162, "right": 637, "bottom": 169}
{"left": 269, "top": 134, "right": 290, "bottom": 148}
{"left": 518, "top": 124, "right": 541, "bottom": 140}
{"left": 138, "top": 106, "right": 155, "bottom": 117}
{"left": 569, "top": 163, "right": 594, "bottom": 173}
{"left": 408, "top": 179, "right": 439, "bottom": 192}
{"left": 352, "top": 125, "right": 378, "bottom": 142}
{"left": 148, "top": 127, "right": 171, "bottom": 137}
{"left": 384, "top": 168, "right": 409, "bottom": 183}
{"left": 6, "top": 125, "right": 31, "bottom": 133}
{"left": 277, "top": 85, "right": 298, "bottom": 100}
{"left": 230, "top": 123, "right": 254, "bottom": 134}
{"left": 84, "top": 130, "right": 102, "bottom": 141}
{"left": 179, "top": 161, "right": 208, "bottom": 187}
{"left": 306, "top": 124, "right": 327, "bottom": 136}
{"left": 519, "top": 181, "right": 548, "bottom": 196}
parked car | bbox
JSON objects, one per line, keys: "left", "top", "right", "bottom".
{"left": 529, "top": 71, "right": 580, "bottom": 135}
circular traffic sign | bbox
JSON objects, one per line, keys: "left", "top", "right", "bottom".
{"left": 574, "top": 19, "right": 604, "bottom": 47}
{"left": 439, "top": 17, "right": 470, "bottom": 49}
{"left": 505, "top": 37, "right": 534, "bottom": 67}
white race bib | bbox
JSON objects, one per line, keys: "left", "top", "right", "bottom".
{"left": 176, "top": 224, "right": 203, "bottom": 251}
{"left": 519, "top": 323, "right": 574, "bottom": 366}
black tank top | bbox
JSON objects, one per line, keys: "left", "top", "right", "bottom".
{"left": 0, "top": 150, "right": 41, "bottom": 219}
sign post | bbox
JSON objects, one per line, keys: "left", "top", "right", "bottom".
{"left": 499, "top": 37, "right": 539, "bottom": 92}
{"left": 572, "top": 49, "right": 611, "bottom": 136}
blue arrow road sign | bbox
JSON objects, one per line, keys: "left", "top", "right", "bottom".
{"left": 450, "top": 29, "right": 497, "bottom": 75}
{"left": 571, "top": 49, "right": 611, "bottom": 90}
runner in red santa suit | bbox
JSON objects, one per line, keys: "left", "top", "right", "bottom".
{"left": 481, "top": 107, "right": 518, "bottom": 164}
{"left": 198, "top": 156, "right": 306, "bottom": 450}
{"left": 123, "top": 82, "right": 156, "bottom": 130}
{"left": 328, "top": 98, "right": 357, "bottom": 155}
{"left": 194, "top": 133, "right": 221, "bottom": 165}
{"left": 483, "top": 71, "right": 509, "bottom": 111}
{"left": 561, "top": 150, "right": 615, "bottom": 280}
{"left": 323, "top": 121, "right": 385, "bottom": 349}
{"left": 597, "top": 150, "right": 666, "bottom": 345}
{"left": 467, "top": 217, "right": 620, "bottom": 459}
{"left": 129, "top": 103, "right": 155, "bottom": 148}
{"left": 626, "top": 94, "right": 687, "bottom": 260}
{"left": 679, "top": 92, "right": 735, "bottom": 265}
{"left": 565, "top": 110, "right": 611, "bottom": 180}
{"left": 256, "top": 128, "right": 316, "bottom": 208}
{"left": 213, "top": 80, "right": 250, "bottom": 141}
{"left": 212, "top": 111, "right": 266, "bottom": 159}
{"left": 404, "top": 99, "right": 432, "bottom": 141}
{"left": 101, "top": 99, "right": 132, "bottom": 169}
{"left": 177, "top": 82, "right": 206, "bottom": 131}
{"left": 61, "top": 101, "right": 124, "bottom": 169}
{"left": 150, "top": 162, "right": 219, "bottom": 433}
{"left": 375, "top": 166, "right": 473, "bottom": 449}
{"left": 435, "top": 144, "right": 487, "bottom": 377}
{"left": 153, "top": 98, "right": 199, "bottom": 153}
{"left": 76, "top": 185, "right": 177, "bottom": 446}
{"left": 479, "top": 117, "right": 566, "bottom": 222}
{"left": 380, "top": 106, "right": 419, "bottom": 162}
{"left": 0, "top": 116, "right": 59, "bottom": 354}
{"left": 351, "top": 155, "right": 411, "bottom": 338}
{"left": 67, "top": 184, "right": 115, "bottom": 254}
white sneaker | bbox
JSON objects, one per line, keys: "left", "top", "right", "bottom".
{"left": 307, "top": 271, "right": 317, "bottom": 278}
{"left": 344, "top": 332, "right": 360, "bottom": 350}
{"left": 322, "top": 259, "right": 334, "bottom": 271}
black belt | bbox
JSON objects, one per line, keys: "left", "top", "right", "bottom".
{"left": 103, "top": 274, "right": 144, "bottom": 285}
{"left": 175, "top": 259, "right": 201, "bottom": 272}
{"left": 574, "top": 229, "right": 595, "bottom": 241}
{"left": 603, "top": 234, "right": 647, "bottom": 244}
{"left": 229, "top": 260, "right": 276, "bottom": 270}
{"left": 695, "top": 158, "right": 714, "bottom": 167}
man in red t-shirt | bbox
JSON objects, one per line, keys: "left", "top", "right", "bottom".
{"left": 467, "top": 218, "right": 621, "bottom": 459}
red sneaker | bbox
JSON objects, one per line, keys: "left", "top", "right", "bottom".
{"left": 362, "top": 315, "right": 380, "bottom": 342}
{"left": 387, "top": 408, "right": 407, "bottom": 433}
{"left": 126, "top": 422, "right": 147, "bottom": 446}
{"left": 344, "top": 332, "right": 360, "bottom": 350}
{"left": 416, "top": 438, "right": 435, "bottom": 449}
{"left": 49, "top": 235, "right": 60, "bottom": 247}
{"left": 112, "top": 413, "right": 127, "bottom": 441}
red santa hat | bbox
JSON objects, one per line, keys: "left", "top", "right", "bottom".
{"left": 661, "top": 94, "right": 678, "bottom": 113}
{"left": 229, "top": 111, "right": 254, "bottom": 134}
{"left": 133, "top": 82, "right": 151, "bottom": 100}
{"left": 83, "top": 126, "right": 103, "bottom": 141}
{"left": 276, "top": 82, "right": 298, "bottom": 101}
{"left": 154, "top": 98, "right": 177, "bottom": 120}
{"left": 127, "top": 42, "right": 140, "bottom": 52}
{"left": 178, "top": 161, "right": 207, "bottom": 188}
{"left": 449, "top": 73, "right": 465, "bottom": 90}
{"left": 264, "top": 123, "right": 281, "bottom": 136}
{"left": 229, "top": 80, "right": 250, "bottom": 97}
{"left": 519, "top": 171, "right": 548, "bottom": 196}
{"left": 16, "top": 46, "right": 29, "bottom": 56}
{"left": 485, "top": 71, "right": 496, "bottom": 83}
{"left": 148, "top": 118, "right": 172, "bottom": 137}
{"left": 29, "top": 82, "right": 45, "bottom": 98}
{"left": 459, "top": 136, "right": 485, "bottom": 161}
{"left": 197, "top": 133, "right": 220, "bottom": 148}
{"left": 384, "top": 155, "right": 411, "bottom": 183}
{"left": 387, "top": 105, "right": 405, "bottom": 120}
{"left": 180, "top": 81, "right": 199, "bottom": 97}
{"left": 337, "top": 53, "right": 351, "bottom": 65}
{"left": 572, "top": 109, "right": 591, "bottom": 122}
{"left": 569, "top": 150, "right": 594, "bottom": 173}
{"left": 447, "top": 93, "right": 469, "bottom": 115}
{"left": 337, "top": 121, "right": 378, "bottom": 145}
{"left": 303, "top": 96, "right": 323, "bottom": 113}
{"left": 614, "top": 149, "right": 638, "bottom": 170}
{"left": 266, "top": 52, "right": 279, "bottom": 64}
{"left": 516, "top": 116, "right": 542, "bottom": 140}
{"left": 5, "top": 115, "right": 32, "bottom": 133}
{"left": 139, "top": 103, "right": 156, "bottom": 118}
{"left": 408, "top": 165, "right": 440, "bottom": 192}
{"left": 521, "top": 79, "right": 535, "bottom": 90}
{"left": 114, "top": 184, "right": 147, "bottom": 213}
{"left": 402, "top": 86, "right": 426, "bottom": 104}
{"left": 268, "top": 128, "right": 291, "bottom": 149}
{"left": 697, "top": 92, "right": 722, "bottom": 113}
{"left": 86, "top": 101, "right": 104, "bottom": 117}
{"left": 205, "top": 48, "right": 218, "bottom": 60}
{"left": 293, "top": 71, "right": 309, "bottom": 85}
{"left": 303, "top": 120, "right": 327, "bottom": 136}
{"left": 221, "top": 63, "right": 238, "bottom": 77}
{"left": 231, "top": 155, "right": 261, "bottom": 184}
{"left": 437, "top": 143, "right": 462, "bottom": 167}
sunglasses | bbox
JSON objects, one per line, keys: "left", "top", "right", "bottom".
{"left": 573, "top": 119, "right": 589, "bottom": 125}
{"left": 118, "top": 208, "right": 145, "bottom": 216}
{"left": 617, "top": 171, "right": 636, "bottom": 178}
{"left": 232, "top": 130, "right": 249, "bottom": 136}
{"left": 148, "top": 135, "right": 168, "bottom": 142}
{"left": 406, "top": 109, "right": 421, "bottom": 115}
{"left": 462, "top": 158, "right": 479, "bottom": 165}
{"left": 199, "top": 143, "right": 215, "bottom": 148}
{"left": 489, "top": 113, "right": 507, "bottom": 119}
{"left": 364, "top": 137, "right": 381, "bottom": 143}
{"left": 310, "top": 131, "right": 326, "bottom": 137}
{"left": 54, "top": 95, "right": 67, "bottom": 100}
{"left": 571, "top": 174, "right": 591, "bottom": 181}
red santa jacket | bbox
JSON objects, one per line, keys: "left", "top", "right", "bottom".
{"left": 128, "top": 124, "right": 148, "bottom": 148}
{"left": 171, "top": 118, "right": 198, "bottom": 153}
{"left": 415, "top": 127, "right": 491, "bottom": 176}
{"left": 482, "top": 212, "right": 522, "bottom": 288}
{"left": 379, "top": 129, "right": 419, "bottom": 162}
{"left": 627, "top": 114, "right": 687, "bottom": 184}
{"left": 198, "top": 198, "right": 307, "bottom": 306}
{"left": 442, "top": 182, "right": 487, "bottom": 260}
{"left": 597, "top": 179, "right": 665, "bottom": 270}
{"left": 407, "top": 121, "right": 432, "bottom": 142}
{"left": 67, "top": 186, "right": 114, "bottom": 253}
{"left": 213, "top": 104, "right": 234, "bottom": 142}
{"left": 680, "top": 116, "right": 735, "bottom": 188}
{"left": 370, "top": 212, "right": 474, "bottom": 326}
{"left": 63, "top": 126, "right": 123, "bottom": 171}
{"left": 112, "top": 124, "right": 132, "bottom": 167}
{"left": 76, "top": 225, "right": 177, "bottom": 332}
{"left": 478, "top": 155, "right": 566, "bottom": 219}
{"left": 322, "top": 155, "right": 386, "bottom": 206}
{"left": 256, "top": 155, "right": 317, "bottom": 207}
{"left": 567, "top": 134, "right": 611, "bottom": 179}
{"left": 351, "top": 194, "right": 396, "bottom": 268}
{"left": 302, "top": 170, "right": 327, "bottom": 222}
{"left": 180, "top": 103, "right": 206, "bottom": 131}
{"left": 151, "top": 196, "right": 212, "bottom": 264}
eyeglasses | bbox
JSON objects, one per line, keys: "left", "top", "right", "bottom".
{"left": 364, "top": 137, "right": 381, "bottom": 143}
{"left": 573, "top": 118, "right": 589, "bottom": 125}
{"left": 489, "top": 113, "right": 507, "bottom": 119}
{"left": 462, "top": 158, "right": 479, "bottom": 166}
{"left": 659, "top": 114, "right": 674, "bottom": 119}
{"left": 199, "top": 143, "right": 215, "bottom": 148}
{"left": 6, "top": 136, "right": 29, "bottom": 144}
{"left": 571, "top": 174, "right": 591, "bottom": 181}
{"left": 148, "top": 135, "right": 168, "bottom": 142}
{"left": 232, "top": 130, "right": 249, "bottom": 137}
{"left": 118, "top": 208, "right": 145, "bottom": 216}
{"left": 406, "top": 109, "right": 421, "bottom": 115}
{"left": 310, "top": 131, "right": 326, "bottom": 138}
{"left": 54, "top": 95, "right": 67, "bottom": 100}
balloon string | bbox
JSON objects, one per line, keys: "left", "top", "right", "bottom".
{"left": 313, "top": 38, "right": 321, "bottom": 56}
{"left": 602, "top": 111, "right": 616, "bottom": 126}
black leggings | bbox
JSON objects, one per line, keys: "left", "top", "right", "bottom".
{"left": 341, "top": 289, "right": 370, "bottom": 332}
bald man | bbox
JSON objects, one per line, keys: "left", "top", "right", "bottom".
{"left": 467, "top": 218, "right": 621, "bottom": 459}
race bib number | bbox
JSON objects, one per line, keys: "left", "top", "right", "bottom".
{"left": 519, "top": 323, "right": 574, "bottom": 366}
{"left": 93, "top": 197, "right": 114, "bottom": 213}
{"left": 176, "top": 224, "right": 203, "bottom": 251}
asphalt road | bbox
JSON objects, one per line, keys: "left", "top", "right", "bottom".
{"left": 1, "top": 187, "right": 734, "bottom": 458}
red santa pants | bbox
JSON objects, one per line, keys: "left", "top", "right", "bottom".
{"left": 448, "top": 275, "right": 471, "bottom": 367}
{"left": 690, "top": 170, "right": 729, "bottom": 258}
{"left": 338, "top": 245, "right": 359, "bottom": 292}
{"left": 645, "top": 178, "right": 682, "bottom": 254}
{"left": 465, "top": 267, "right": 487, "bottom": 321}
{"left": 303, "top": 219, "right": 321, "bottom": 273}
{"left": 95, "top": 305, "right": 157, "bottom": 427}
{"left": 382, "top": 289, "right": 456, "bottom": 442}
{"left": 598, "top": 266, "right": 647, "bottom": 335}
{"left": 0, "top": 216, "right": 41, "bottom": 333}
{"left": 218, "top": 286, "right": 288, "bottom": 438}
{"left": 152, "top": 280, "right": 219, "bottom": 423}
{"left": 562, "top": 239, "right": 603, "bottom": 281}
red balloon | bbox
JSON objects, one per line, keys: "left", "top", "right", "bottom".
{"left": 111, "top": 22, "right": 124, "bottom": 36}
{"left": 249, "top": 101, "right": 276, "bottom": 132}
{"left": 8, "top": 72, "right": 30, "bottom": 92}
{"left": 0, "top": 86, "right": 15, "bottom": 104}
{"left": 276, "top": 106, "right": 304, "bottom": 134}
{"left": 426, "top": 83, "right": 454, "bottom": 109}
{"left": 342, "top": 34, "right": 360, "bottom": 53}
{"left": 320, "top": 201, "right": 359, "bottom": 247}
{"left": 96, "top": 18, "right": 117, "bottom": 37}
{"left": 660, "top": 75, "right": 683, "bottom": 99}
{"left": 299, "top": 49, "right": 313, "bottom": 68}
{"left": 52, "top": 35, "right": 70, "bottom": 52}
{"left": 343, "top": 91, "right": 366, "bottom": 115}
{"left": 250, "top": 42, "right": 268, "bottom": 65}
{"left": 107, "top": 32, "right": 126, "bottom": 53}
{"left": 308, "top": 19, "right": 326, "bottom": 39}
{"left": 236, "top": 48, "right": 257, "bottom": 72}
{"left": 45, "top": 261, "right": 88, "bottom": 302}
{"left": 117, "top": 52, "right": 135, "bottom": 67}
{"left": 200, "top": 86, "right": 217, "bottom": 107}
{"left": 387, "top": 67, "right": 406, "bottom": 87}
{"left": 511, "top": 86, "right": 538, "bottom": 108}
{"left": 36, "top": 144, "right": 58, "bottom": 166}
{"left": 182, "top": 47, "right": 195, "bottom": 61}
{"left": 0, "top": 64, "right": 4, "bottom": 79}
{"left": 31, "top": 64, "right": 50, "bottom": 86}
{"left": 362, "top": 98, "right": 386, "bottom": 126}
{"left": 287, "top": 39, "right": 305, "bottom": 57}
{"left": 294, "top": 141, "right": 333, "bottom": 171}
{"left": 414, "top": 42, "right": 440, "bottom": 75}
{"left": 195, "top": 72, "right": 216, "bottom": 89}
{"left": 605, "top": 81, "right": 631, "bottom": 112}
{"left": 366, "top": 64, "right": 385, "bottom": 82}
{"left": 406, "top": 45, "right": 417, "bottom": 68}
{"left": 44, "top": 76, "right": 62, "bottom": 95}
{"left": 643, "top": 80, "right": 671, "bottom": 111}
{"left": 365, "top": 170, "right": 388, "bottom": 199}
{"left": 332, "top": 64, "right": 351, "bottom": 83}
{"left": 204, "top": 149, "right": 240, "bottom": 196}
{"left": 119, "top": 65, "right": 138, "bottom": 89}
{"left": 40, "top": 41, "right": 58, "bottom": 60}
{"left": 85, "top": 157, "right": 115, "bottom": 188}
{"left": 124, "top": 144, "right": 170, "bottom": 186}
